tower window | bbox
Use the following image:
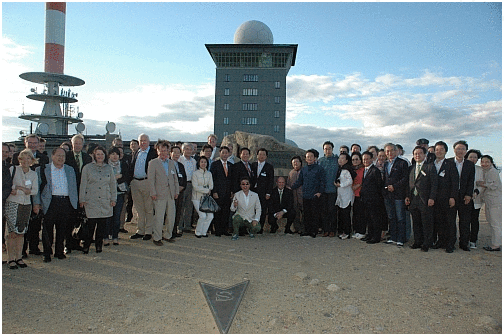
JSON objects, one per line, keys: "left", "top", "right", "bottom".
{"left": 223, "top": 131, "right": 229, "bottom": 137}
{"left": 274, "top": 125, "right": 280, "bottom": 133}
{"left": 224, "top": 88, "right": 230, "bottom": 96}
{"left": 225, "top": 74, "right": 230, "bottom": 82}
{"left": 275, "top": 81, "right": 281, "bottom": 89}
{"left": 275, "top": 96, "right": 281, "bottom": 104}
{"left": 274, "top": 110, "right": 280, "bottom": 118}
{"left": 243, "top": 88, "right": 258, "bottom": 96}
{"left": 243, "top": 74, "right": 258, "bottom": 82}
{"left": 242, "top": 103, "right": 257, "bottom": 111}
{"left": 224, "top": 103, "right": 229, "bottom": 110}
{"left": 224, "top": 117, "right": 229, "bottom": 125}
{"left": 242, "top": 117, "right": 258, "bottom": 125}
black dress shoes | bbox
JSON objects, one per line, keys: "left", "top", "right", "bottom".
{"left": 223, "top": 232, "right": 231, "bottom": 236}
{"left": 459, "top": 245, "right": 471, "bottom": 251}
{"left": 55, "top": 254, "right": 66, "bottom": 259}
{"left": 366, "top": 239, "right": 380, "bottom": 244}
{"left": 43, "top": 255, "right": 52, "bottom": 262}
{"left": 82, "top": 247, "right": 90, "bottom": 254}
{"left": 130, "top": 233, "right": 144, "bottom": 239}
{"left": 410, "top": 244, "right": 422, "bottom": 249}
{"left": 142, "top": 234, "right": 152, "bottom": 241}
{"left": 284, "top": 229, "right": 294, "bottom": 234}
{"left": 29, "top": 249, "right": 42, "bottom": 255}
{"left": 445, "top": 247, "right": 455, "bottom": 253}
{"left": 119, "top": 228, "right": 129, "bottom": 233}
{"left": 420, "top": 246, "right": 429, "bottom": 252}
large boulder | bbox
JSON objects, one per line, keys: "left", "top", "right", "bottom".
{"left": 222, "top": 131, "right": 306, "bottom": 176}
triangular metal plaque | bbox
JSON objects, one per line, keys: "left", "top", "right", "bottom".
{"left": 199, "top": 280, "right": 249, "bottom": 334}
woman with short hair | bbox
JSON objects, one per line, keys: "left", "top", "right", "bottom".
{"left": 335, "top": 153, "right": 356, "bottom": 239}
{"left": 5, "top": 149, "right": 38, "bottom": 269}
{"left": 478, "top": 155, "right": 501, "bottom": 251}
{"left": 465, "top": 149, "right": 484, "bottom": 248}
{"left": 79, "top": 146, "right": 117, "bottom": 253}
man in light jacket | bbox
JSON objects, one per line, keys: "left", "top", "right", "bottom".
{"left": 230, "top": 177, "right": 261, "bottom": 241}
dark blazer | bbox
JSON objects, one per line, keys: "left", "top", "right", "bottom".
{"left": 210, "top": 160, "right": 233, "bottom": 199}
{"left": 128, "top": 147, "right": 158, "bottom": 183}
{"left": 447, "top": 158, "right": 475, "bottom": 198}
{"left": 407, "top": 162, "right": 438, "bottom": 205}
{"left": 175, "top": 161, "right": 187, "bottom": 190}
{"left": 360, "top": 165, "right": 384, "bottom": 205}
{"left": 13, "top": 150, "right": 49, "bottom": 170}
{"left": 383, "top": 157, "right": 409, "bottom": 200}
{"left": 232, "top": 160, "right": 256, "bottom": 193}
{"left": 435, "top": 159, "right": 459, "bottom": 203}
{"left": 251, "top": 161, "right": 274, "bottom": 198}
{"left": 65, "top": 150, "right": 92, "bottom": 187}
{"left": 268, "top": 187, "right": 294, "bottom": 215}
{"left": 116, "top": 159, "right": 130, "bottom": 190}
{"left": 3, "top": 161, "right": 13, "bottom": 202}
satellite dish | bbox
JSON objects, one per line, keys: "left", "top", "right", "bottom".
{"left": 105, "top": 122, "right": 116, "bottom": 133}
{"left": 75, "top": 122, "right": 85, "bottom": 133}
{"left": 77, "top": 112, "right": 83, "bottom": 118}
{"left": 38, "top": 123, "right": 49, "bottom": 135}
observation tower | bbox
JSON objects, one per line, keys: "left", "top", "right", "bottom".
{"left": 19, "top": 2, "right": 85, "bottom": 136}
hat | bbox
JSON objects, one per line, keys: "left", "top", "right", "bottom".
{"left": 416, "top": 138, "right": 429, "bottom": 145}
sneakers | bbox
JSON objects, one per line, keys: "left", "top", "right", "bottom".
{"left": 396, "top": 242, "right": 404, "bottom": 247}
{"left": 385, "top": 239, "right": 395, "bottom": 244}
{"left": 469, "top": 242, "right": 477, "bottom": 249}
{"left": 354, "top": 233, "right": 366, "bottom": 240}
{"left": 339, "top": 234, "right": 349, "bottom": 240}
{"left": 232, "top": 234, "right": 239, "bottom": 241}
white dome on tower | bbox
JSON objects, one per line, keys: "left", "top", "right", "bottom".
{"left": 234, "top": 20, "right": 274, "bottom": 44}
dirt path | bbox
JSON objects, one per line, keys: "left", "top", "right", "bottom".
{"left": 3, "top": 214, "right": 501, "bottom": 334}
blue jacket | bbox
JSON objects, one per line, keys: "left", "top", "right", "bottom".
{"left": 34, "top": 164, "right": 78, "bottom": 214}
{"left": 319, "top": 154, "right": 339, "bottom": 193}
{"left": 291, "top": 163, "right": 325, "bottom": 199}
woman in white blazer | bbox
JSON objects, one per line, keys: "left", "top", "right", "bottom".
{"left": 192, "top": 156, "right": 214, "bottom": 237}
{"left": 335, "top": 153, "right": 356, "bottom": 240}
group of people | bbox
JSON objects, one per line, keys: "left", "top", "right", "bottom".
{"left": 2, "top": 133, "right": 501, "bottom": 269}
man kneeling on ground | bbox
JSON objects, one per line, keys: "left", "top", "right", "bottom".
{"left": 230, "top": 177, "right": 261, "bottom": 240}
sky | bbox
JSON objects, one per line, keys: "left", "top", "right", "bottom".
{"left": 2, "top": 1, "right": 502, "bottom": 165}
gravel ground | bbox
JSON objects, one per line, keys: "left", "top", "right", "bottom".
{"left": 2, "top": 212, "right": 501, "bottom": 334}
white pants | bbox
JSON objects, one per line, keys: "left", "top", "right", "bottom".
{"left": 485, "top": 203, "right": 502, "bottom": 247}
{"left": 192, "top": 200, "right": 214, "bottom": 236}
{"left": 153, "top": 196, "right": 176, "bottom": 241}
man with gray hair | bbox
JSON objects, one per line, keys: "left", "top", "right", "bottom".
{"left": 129, "top": 134, "right": 157, "bottom": 240}
{"left": 178, "top": 143, "right": 197, "bottom": 233}
{"left": 383, "top": 143, "right": 409, "bottom": 247}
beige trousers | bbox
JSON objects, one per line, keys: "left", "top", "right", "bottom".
{"left": 130, "top": 179, "right": 154, "bottom": 235}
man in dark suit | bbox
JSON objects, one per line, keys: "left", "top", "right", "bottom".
{"left": 210, "top": 146, "right": 233, "bottom": 237}
{"left": 431, "top": 141, "right": 459, "bottom": 253}
{"left": 62, "top": 134, "right": 92, "bottom": 253}
{"left": 448, "top": 140, "right": 475, "bottom": 251}
{"left": 411, "top": 138, "right": 436, "bottom": 165}
{"left": 251, "top": 148, "right": 275, "bottom": 234}
{"left": 170, "top": 145, "right": 187, "bottom": 237}
{"left": 128, "top": 134, "right": 158, "bottom": 240}
{"left": 232, "top": 147, "right": 255, "bottom": 193}
{"left": 12, "top": 134, "right": 50, "bottom": 257}
{"left": 405, "top": 146, "right": 438, "bottom": 252}
{"left": 268, "top": 177, "right": 295, "bottom": 234}
{"left": 383, "top": 143, "right": 409, "bottom": 246}
{"left": 360, "top": 151, "right": 384, "bottom": 244}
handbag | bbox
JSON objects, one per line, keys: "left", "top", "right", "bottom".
{"left": 199, "top": 195, "right": 220, "bottom": 213}
{"left": 72, "top": 209, "right": 90, "bottom": 241}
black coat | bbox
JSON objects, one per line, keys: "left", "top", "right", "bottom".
{"left": 210, "top": 160, "right": 233, "bottom": 199}
{"left": 232, "top": 160, "right": 255, "bottom": 193}
{"left": 268, "top": 187, "right": 294, "bottom": 215}
{"left": 383, "top": 157, "right": 409, "bottom": 200}
{"left": 447, "top": 158, "right": 475, "bottom": 198}
{"left": 128, "top": 147, "right": 158, "bottom": 183}
{"left": 360, "top": 165, "right": 384, "bottom": 205}
{"left": 175, "top": 161, "right": 187, "bottom": 190}
{"left": 251, "top": 161, "right": 274, "bottom": 198}
{"left": 65, "top": 150, "right": 92, "bottom": 188}
{"left": 435, "top": 159, "right": 459, "bottom": 203}
{"left": 3, "top": 161, "right": 13, "bottom": 202}
{"left": 407, "top": 162, "right": 438, "bottom": 205}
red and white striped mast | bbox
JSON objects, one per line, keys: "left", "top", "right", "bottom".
{"left": 19, "top": 2, "right": 85, "bottom": 136}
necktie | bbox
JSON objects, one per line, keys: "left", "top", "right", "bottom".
{"left": 279, "top": 189, "right": 283, "bottom": 203}
{"left": 245, "top": 162, "right": 251, "bottom": 177}
{"left": 414, "top": 164, "right": 422, "bottom": 195}
{"left": 364, "top": 168, "right": 368, "bottom": 178}
{"left": 223, "top": 162, "right": 228, "bottom": 177}
{"left": 75, "top": 153, "right": 81, "bottom": 172}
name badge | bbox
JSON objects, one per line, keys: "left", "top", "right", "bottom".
{"left": 421, "top": 171, "right": 426, "bottom": 176}
{"left": 25, "top": 180, "right": 32, "bottom": 186}
{"left": 178, "top": 173, "right": 183, "bottom": 178}
{"left": 261, "top": 172, "right": 267, "bottom": 176}
{"left": 439, "top": 171, "right": 445, "bottom": 177}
